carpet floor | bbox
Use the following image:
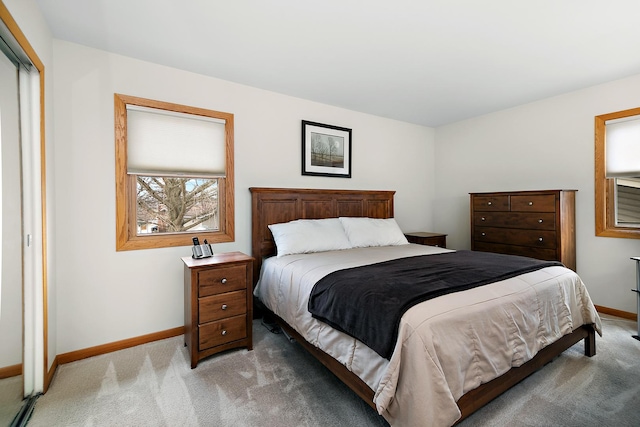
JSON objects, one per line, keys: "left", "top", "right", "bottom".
{"left": 0, "top": 375, "right": 23, "bottom": 426}
{"left": 27, "top": 315, "right": 639, "bottom": 427}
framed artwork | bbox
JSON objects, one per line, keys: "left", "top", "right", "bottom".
{"left": 301, "top": 120, "right": 352, "bottom": 178}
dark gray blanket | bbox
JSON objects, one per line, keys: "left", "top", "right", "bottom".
{"left": 308, "top": 250, "right": 562, "bottom": 359}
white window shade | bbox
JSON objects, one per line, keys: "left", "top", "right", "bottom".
{"left": 606, "top": 115, "right": 640, "bottom": 178}
{"left": 126, "top": 105, "right": 226, "bottom": 177}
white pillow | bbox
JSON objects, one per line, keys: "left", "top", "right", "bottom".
{"left": 339, "top": 217, "right": 409, "bottom": 248}
{"left": 268, "top": 218, "right": 352, "bottom": 257}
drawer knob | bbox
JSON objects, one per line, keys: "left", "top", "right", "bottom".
{"left": 528, "top": 201, "right": 533, "bottom": 206}
{"left": 481, "top": 217, "right": 486, "bottom": 221}
{"left": 221, "top": 278, "right": 227, "bottom": 284}
{"left": 538, "top": 219, "right": 543, "bottom": 223}
{"left": 221, "top": 304, "right": 228, "bottom": 310}
{"left": 481, "top": 232, "right": 486, "bottom": 236}
{"left": 538, "top": 237, "right": 543, "bottom": 242}
{"left": 221, "top": 330, "right": 227, "bottom": 336}
{"left": 487, "top": 201, "right": 492, "bottom": 206}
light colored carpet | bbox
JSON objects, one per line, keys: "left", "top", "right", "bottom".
{"left": 28, "top": 321, "right": 387, "bottom": 427}
{"left": 457, "top": 314, "right": 640, "bottom": 427}
{"left": 0, "top": 375, "right": 23, "bottom": 426}
{"left": 27, "top": 315, "right": 639, "bottom": 427}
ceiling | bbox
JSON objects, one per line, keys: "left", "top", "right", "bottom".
{"left": 34, "top": 0, "right": 640, "bottom": 127}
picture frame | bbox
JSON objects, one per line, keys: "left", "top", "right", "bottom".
{"left": 301, "top": 120, "right": 352, "bottom": 178}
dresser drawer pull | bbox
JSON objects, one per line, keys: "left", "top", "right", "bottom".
{"left": 481, "top": 232, "right": 486, "bottom": 236}
{"left": 528, "top": 201, "right": 533, "bottom": 206}
{"left": 221, "top": 330, "right": 227, "bottom": 336}
{"left": 538, "top": 237, "right": 543, "bottom": 242}
{"left": 487, "top": 201, "right": 492, "bottom": 206}
{"left": 221, "top": 304, "right": 228, "bottom": 310}
{"left": 481, "top": 217, "right": 486, "bottom": 221}
{"left": 221, "top": 278, "right": 227, "bottom": 284}
{"left": 538, "top": 219, "right": 543, "bottom": 223}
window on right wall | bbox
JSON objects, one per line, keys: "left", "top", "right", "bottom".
{"left": 595, "top": 107, "right": 640, "bottom": 238}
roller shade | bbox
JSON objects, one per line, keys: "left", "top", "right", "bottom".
{"left": 126, "top": 105, "right": 226, "bottom": 177}
{"left": 606, "top": 115, "right": 640, "bottom": 178}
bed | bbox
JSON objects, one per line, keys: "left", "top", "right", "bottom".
{"left": 250, "top": 187, "right": 601, "bottom": 427}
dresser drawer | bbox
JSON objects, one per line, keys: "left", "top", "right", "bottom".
{"left": 473, "top": 242, "right": 558, "bottom": 261}
{"left": 472, "top": 195, "right": 510, "bottom": 212}
{"left": 199, "top": 314, "right": 247, "bottom": 351}
{"left": 198, "top": 265, "right": 247, "bottom": 297}
{"left": 510, "top": 195, "right": 556, "bottom": 212}
{"left": 475, "top": 226, "right": 557, "bottom": 249}
{"left": 473, "top": 212, "right": 556, "bottom": 230}
{"left": 199, "top": 290, "right": 247, "bottom": 324}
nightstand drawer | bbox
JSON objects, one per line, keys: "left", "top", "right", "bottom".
{"left": 199, "top": 290, "right": 247, "bottom": 323}
{"left": 198, "top": 265, "right": 246, "bottom": 297}
{"left": 199, "top": 315, "right": 247, "bottom": 350}
{"left": 405, "top": 232, "right": 447, "bottom": 248}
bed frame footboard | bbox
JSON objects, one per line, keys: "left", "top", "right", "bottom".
{"left": 267, "top": 309, "right": 596, "bottom": 423}
{"left": 455, "top": 323, "right": 596, "bottom": 422}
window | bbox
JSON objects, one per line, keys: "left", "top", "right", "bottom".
{"left": 595, "top": 107, "right": 640, "bottom": 238}
{"left": 115, "top": 94, "right": 234, "bottom": 250}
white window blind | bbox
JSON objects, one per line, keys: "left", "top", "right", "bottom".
{"left": 126, "top": 105, "right": 226, "bottom": 177}
{"left": 606, "top": 114, "right": 640, "bottom": 178}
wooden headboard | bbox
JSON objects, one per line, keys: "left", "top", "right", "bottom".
{"left": 249, "top": 187, "right": 395, "bottom": 283}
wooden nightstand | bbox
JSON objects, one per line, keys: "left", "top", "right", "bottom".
{"left": 404, "top": 232, "right": 447, "bottom": 248}
{"left": 182, "top": 252, "right": 254, "bottom": 368}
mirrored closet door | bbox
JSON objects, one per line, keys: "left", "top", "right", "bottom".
{"left": 0, "top": 38, "right": 25, "bottom": 426}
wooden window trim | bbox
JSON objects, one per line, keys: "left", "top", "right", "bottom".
{"left": 595, "top": 106, "right": 640, "bottom": 239}
{"left": 115, "top": 93, "right": 234, "bottom": 250}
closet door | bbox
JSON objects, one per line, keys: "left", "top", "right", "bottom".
{"left": 0, "top": 43, "right": 25, "bottom": 426}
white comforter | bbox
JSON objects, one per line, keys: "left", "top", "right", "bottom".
{"left": 254, "top": 245, "right": 602, "bottom": 427}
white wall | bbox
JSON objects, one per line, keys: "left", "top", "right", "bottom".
{"left": 52, "top": 40, "right": 435, "bottom": 354}
{"left": 434, "top": 73, "right": 640, "bottom": 315}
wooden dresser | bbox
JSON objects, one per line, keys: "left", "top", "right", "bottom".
{"left": 470, "top": 190, "right": 576, "bottom": 271}
{"left": 182, "top": 252, "right": 254, "bottom": 368}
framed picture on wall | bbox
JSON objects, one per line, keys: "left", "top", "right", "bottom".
{"left": 301, "top": 120, "right": 352, "bottom": 178}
